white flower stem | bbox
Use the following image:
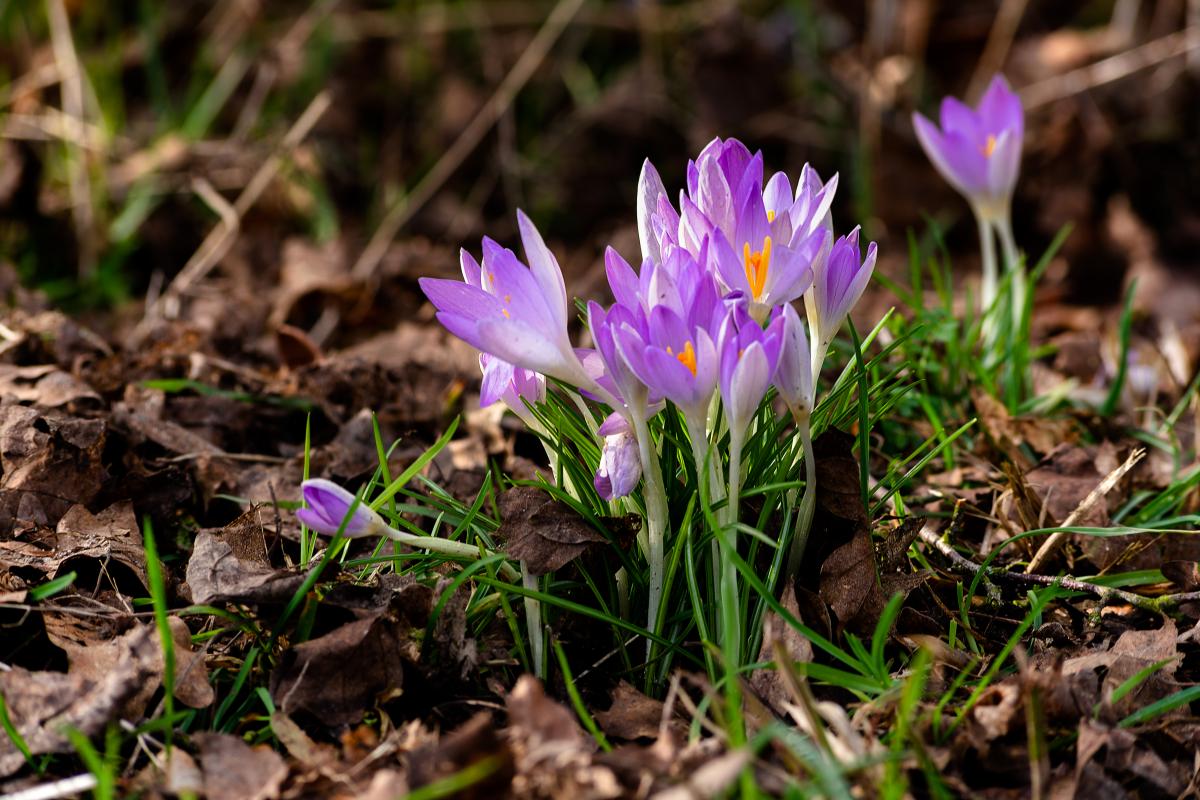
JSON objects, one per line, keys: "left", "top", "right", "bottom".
{"left": 995, "top": 212, "right": 1025, "bottom": 331}
{"left": 721, "top": 428, "right": 745, "bottom": 668}
{"left": 976, "top": 209, "right": 998, "bottom": 316}
{"left": 687, "top": 414, "right": 724, "bottom": 592}
{"left": 784, "top": 412, "right": 817, "bottom": 582}
{"left": 521, "top": 563, "right": 544, "bottom": 677}
{"left": 632, "top": 411, "right": 669, "bottom": 654}
{"left": 372, "top": 520, "right": 521, "bottom": 582}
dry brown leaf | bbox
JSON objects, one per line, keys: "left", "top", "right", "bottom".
{"left": 0, "top": 406, "right": 106, "bottom": 528}
{"left": 0, "top": 624, "right": 159, "bottom": 777}
{"left": 270, "top": 607, "right": 413, "bottom": 727}
{"left": 499, "top": 487, "right": 609, "bottom": 576}
{"left": 0, "top": 364, "right": 100, "bottom": 408}
{"left": 0, "top": 501, "right": 146, "bottom": 591}
{"left": 594, "top": 681, "right": 672, "bottom": 742}
{"left": 749, "top": 584, "right": 813, "bottom": 716}
{"left": 185, "top": 509, "right": 304, "bottom": 605}
{"left": 408, "top": 713, "right": 513, "bottom": 797}
{"left": 169, "top": 616, "right": 215, "bottom": 709}
{"left": 194, "top": 732, "right": 288, "bottom": 800}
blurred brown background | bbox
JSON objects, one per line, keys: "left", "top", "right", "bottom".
{"left": 0, "top": 0, "right": 1197, "bottom": 342}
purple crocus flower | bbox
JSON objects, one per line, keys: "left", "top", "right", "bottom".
{"left": 599, "top": 246, "right": 725, "bottom": 423}
{"left": 805, "top": 227, "right": 877, "bottom": 353}
{"left": 479, "top": 353, "right": 545, "bottom": 417}
{"left": 419, "top": 211, "right": 597, "bottom": 393}
{"left": 296, "top": 479, "right": 384, "bottom": 538}
{"left": 912, "top": 75, "right": 1023, "bottom": 218}
{"left": 594, "top": 423, "right": 642, "bottom": 500}
{"left": 650, "top": 138, "right": 832, "bottom": 318}
{"left": 717, "top": 302, "right": 785, "bottom": 438}
{"left": 775, "top": 303, "right": 814, "bottom": 421}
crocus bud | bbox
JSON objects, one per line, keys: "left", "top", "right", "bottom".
{"left": 912, "top": 75, "right": 1024, "bottom": 220}
{"left": 806, "top": 227, "right": 877, "bottom": 351}
{"left": 295, "top": 479, "right": 384, "bottom": 538}
{"left": 776, "top": 303, "right": 814, "bottom": 420}
{"left": 718, "top": 302, "right": 785, "bottom": 439}
{"left": 594, "top": 427, "right": 642, "bottom": 501}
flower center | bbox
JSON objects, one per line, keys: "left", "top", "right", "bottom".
{"left": 981, "top": 134, "right": 997, "bottom": 158}
{"left": 666, "top": 341, "right": 698, "bottom": 376}
{"left": 743, "top": 236, "right": 772, "bottom": 300}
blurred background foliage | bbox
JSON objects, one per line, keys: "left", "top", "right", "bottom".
{"left": 0, "top": 0, "right": 1196, "bottom": 324}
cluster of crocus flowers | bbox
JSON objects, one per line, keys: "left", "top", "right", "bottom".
{"left": 913, "top": 75, "right": 1025, "bottom": 323}
{"left": 427, "top": 137, "right": 874, "bottom": 653}
{"left": 300, "top": 137, "right": 878, "bottom": 667}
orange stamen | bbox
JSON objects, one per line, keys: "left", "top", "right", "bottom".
{"left": 743, "top": 236, "right": 772, "bottom": 300}
{"left": 981, "top": 134, "right": 997, "bottom": 158}
{"left": 676, "top": 341, "right": 697, "bottom": 376}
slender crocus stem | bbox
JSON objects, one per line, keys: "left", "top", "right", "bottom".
{"left": 686, "top": 414, "right": 725, "bottom": 603}
{"left": 994, "top": 212, "right": 1025, "bottom": 330}
{"left": 975, "top": 207, "right": 998, "bottom": 316}
{"left": 631, "top": 411, "right": 669, "bottom": 651}
{"left": 372, "top": 521, "right": 521, "bottom": 582}
{"left": 721, "top": 428, "right": 745, "bottom": 668}
{"left": 784, "top": 412, "right": 817, "bottom": 581}
{"left": 521, "top": 564, "right": 544, "bottom": 678}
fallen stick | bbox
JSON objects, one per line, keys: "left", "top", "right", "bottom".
{"left": 917, "top": 521, "right": 1200, "bottom": 613}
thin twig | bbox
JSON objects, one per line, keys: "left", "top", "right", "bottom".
{"left": 968, "top": 0, "right": 1030, "bottom": 99}
{"left": 349, "top": 0, "right": 586, "bottom": 281}
{"left": 133, "top": 90, "right": 331, "bottom": 342}
{"left": 1025, "top": 448, "right": 1144, "bottom": 574}
{"left": 918, "top": 522, "right": 1200, "bottom": 612}
{"left": 1021, "top": 26, "right": 1200, "bottom": 109}
{"left": 0, "top": 774, "right": 99, "bottom": 800}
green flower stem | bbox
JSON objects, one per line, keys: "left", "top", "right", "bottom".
{"left": 632, "top": 411, "right": 670, "bottom": 653}
{"left": 784, "top": 412, "right": 817, "bottom": 581}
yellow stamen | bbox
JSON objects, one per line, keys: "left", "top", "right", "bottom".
{"left": 675, "top": 341, "right": 697, "bottom": 376}
{"left": 502, "top": 308, "right": 510, "bottom": 319}
{"left": 767, "top": 209, "right": 776, "bottom": 223}
{"left": 504, "top": 294, "right": 512, "bottom": 303}
{"left": 743, "top": 236, "right": 772, "bottom": 300}
{"left": 981, "top": 134, "right": 997, "bottom": 158}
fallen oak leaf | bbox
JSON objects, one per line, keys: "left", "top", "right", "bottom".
{"left": 0, "top": 624, "right": 159, "bottom": 777}
{"left": 184, "top": 508, "right": 305, "bottom": 605}
{"left": 498, "top": 486, "right": 608, "bottom": 576}
{"left": 0, "top": 364, "right": 100, "bottom": 409}
{"left": 194, "top": 732, "right": 288, "bottom": 800}
{"left": 269, "top": 598, "right": 415, "bottom": 727}
{"left": 594, "top": 680, "right": 678, "bottom": 742}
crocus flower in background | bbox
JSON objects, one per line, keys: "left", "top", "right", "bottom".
{"left": 913, "top": 75, "right": 1025, "bottom": 321}
{"left": 805, "top": 227, "right": 878, "bottom": 370}
{"left": 912, "top": 75, "right": 1023, "bottom": 221}
{"left": 296, "top": 479, "right": 384, "bottom": 538}
{"left": 419, "top": 211, "right": 600, "bottom": 396}
{"left": 718, "top": 302, "right": 785, "bottom": 441}
{"left": 594, "top": 424, "right": 642, "bottom": 500}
